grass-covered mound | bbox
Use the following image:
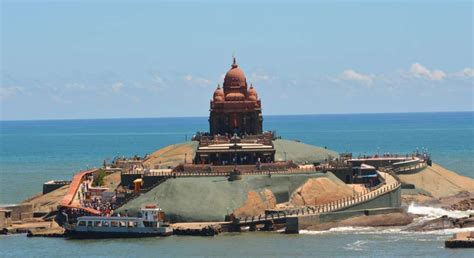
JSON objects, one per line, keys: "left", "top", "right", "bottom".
{"left": 273, "top": 139, "right": 338, "bottom": 164}
{"left": 118, "top": 172, "right": 344, "bottom": 222}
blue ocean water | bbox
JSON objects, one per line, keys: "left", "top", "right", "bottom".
{"left": 0, "top": 112, "right": 473, "bottom": 257}
{"left": 1, "top": 112, "right": 473, "bottom": 204}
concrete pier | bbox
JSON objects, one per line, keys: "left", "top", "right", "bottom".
{"left": 171, "top": 222, "right": 230, "bottom": 236}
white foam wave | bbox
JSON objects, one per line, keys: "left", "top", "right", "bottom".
{"left": 300, "top": 225, "right": 474, "bottom": 236}
{"left": 299, "top": 226, "right": 403, "bottom": 235}
{"left": 419, "top": 226, "right": 474, "bottom": 235}
{"left": 343, "top": 240, "right": 368, "bottom": 251}
{"left": 407, "top": 203, "right": 474, "bottom": 219}
{"left": 299, "top": 204, "right": 474, "bottom": 236}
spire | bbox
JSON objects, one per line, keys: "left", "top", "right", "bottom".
{"left": 232, "top": 56, "right": 238, "bottom": 68}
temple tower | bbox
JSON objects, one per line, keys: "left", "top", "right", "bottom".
{"left": 209, "top": 58, "right": 263, "bottom": 136}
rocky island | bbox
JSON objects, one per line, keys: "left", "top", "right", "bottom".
{"left": 1, "top": 59, "right": 473, "bottom": 241}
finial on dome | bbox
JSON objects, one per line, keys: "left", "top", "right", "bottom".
{"left": 250, "top": 83, "right": 254, "bottom": 89}
{"left": 232, "top": 56, "right": 238, "bottom": 68}
{"left": 217, "top": 83, "right": 221, "bottom": 89}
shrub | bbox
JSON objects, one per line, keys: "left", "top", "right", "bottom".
{"left": 92, "top": 169, "right": 107, "bottom": 186}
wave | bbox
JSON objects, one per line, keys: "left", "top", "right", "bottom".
{"left": 299, "top": 227, "right": 403, "bottom": 235}
{"left": 300, "top": 226, "right": 474, "bottom": 236}
{"left": 343, "top": 240, "right": 369, "bottom": 251}
{"left": 407, "top": 203, "right": 474, "bottom": 219}
{"left": 299, "top": 204, "right": 474, "bottom": 237}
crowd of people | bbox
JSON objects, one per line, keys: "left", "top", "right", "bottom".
{"left": 82, "top": 197, "right": 116, "bottom": 216}
{"left": 75, "top": 175, "right": 117, "bottom": 216}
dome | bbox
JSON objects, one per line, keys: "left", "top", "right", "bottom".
{"left": 213, "top": 84, "right": 224, "bottom": 102}
{"left": 223, "top": 58, "right": 247, "bottom": 87}
{"left": 247, "top": 84, "right": 258, "bottom": 101}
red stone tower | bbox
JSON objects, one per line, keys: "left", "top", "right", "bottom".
{"left": 209, "top": 58, "right": 263, "bottom": 135}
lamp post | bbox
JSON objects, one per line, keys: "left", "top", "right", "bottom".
{"left": 231, "top": 133, "right": 239, "bottom": 170}
{"left": 234, "top": 142, "right": 238, "bottom": 170}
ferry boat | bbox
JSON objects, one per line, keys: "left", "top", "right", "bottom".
{"left": 65, "top": 205, "right": 173, "bottom": 239}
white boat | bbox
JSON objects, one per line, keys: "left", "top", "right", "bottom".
{"left": 65, "top": 205, "right": 173, "bottom": 239}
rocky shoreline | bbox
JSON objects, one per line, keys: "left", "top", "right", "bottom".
{"left": 303, "top": 211, "right": 417, "bottom": 231}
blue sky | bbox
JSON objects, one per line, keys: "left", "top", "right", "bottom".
{"left": 1, "top": 0, "right": 473, "bottom": 120}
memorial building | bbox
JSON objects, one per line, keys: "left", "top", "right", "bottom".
{"left": 192, "top": 58, "right": 276, "bottom": 167}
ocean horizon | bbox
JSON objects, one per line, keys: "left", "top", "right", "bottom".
{"left": 1, "top": 110, "right": 472, "bottom": 122}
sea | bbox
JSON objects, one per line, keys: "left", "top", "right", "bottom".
{"left": 0, "top": 112, "right": 473, "bottom": 257}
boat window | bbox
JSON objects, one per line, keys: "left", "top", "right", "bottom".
{"left": 78, "top": 221, "right": 86, "bottom": 227}
{"left": 119, "top": 221, "right": 126, "bottom": 227}
{"left": 103, "top": 221, "right": 109, "bottom": 227}
{"left": 87, "top": 221, "right": 93, "bottom": 227}
{"left": 94, "top": 221, "right": 102, "bottom": 227}
{"left": 128, "top": 221, "right": 134, "bottom": 227}
{"left": 111, "top": 221, "right": 118, "bottom": 227}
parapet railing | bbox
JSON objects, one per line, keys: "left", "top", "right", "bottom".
{"left": 59, "top": 168, "right": 103, "bottom": 216}
{"left": 392, "top": 162, "right": 427, "bottom": 174}
{"left": 378, "top": 160, "right": 427, "bottom": 175}
{"left": 60, "top": 168, "right": 98, "bottom": 206}
{"left": 121, "top": 166, "right": 321, "bottom": 178}
{"left": 234, "top": 170, "right": 401, "bottom": 224}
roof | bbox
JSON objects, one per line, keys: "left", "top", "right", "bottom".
{"left": 78, "top": 216, "right": 140, "bottom": 221}
{"left": 273, "top": 139, "right": 338, "bottom": 164}
{"left": 197, "top": 142, "right": 274, "bottom": 153}
{"left": 359, "top": 164, "right": 376, "bottom": 170}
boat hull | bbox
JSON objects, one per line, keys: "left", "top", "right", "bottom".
{"left": 66, "top": 230, "right": 172, "bottom": 239}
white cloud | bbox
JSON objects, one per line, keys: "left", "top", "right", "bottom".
{"left": 65, "top": 82, "right": 86, "bottom": 90}
{"left": 152, "top": 75, "right": 164, "bottom": 85}
{"left": 410, "top": 63, "right": 446, "bottom": 81}
{"left": 131, "top": 75, "right": 167, "bottom": 92}
{"left": 249, "top": 72, "right": 271, "bottom": 83}
{"left": 50, "top": 95, "right": 71, "bottom": 104}
{"left": 462, "top": 68, "right": 474, "bottom": 77}
{"left": 150, "top": 75, "right": 167, "bottom": 91}
{"left": 0, "top": 86, "right": 25, "bottom": 100}
{"left": 452, "top": 67, "right": 474, "bottom": 78}
{"left": 184, "top": 75, "right": 193, "bottom": 81}
{"left": 183, "top": 74, "right": 211, "bottom": 86}
{"left": 111, "top": 82, "right": 124, "bottom": 93}
{"left": 339, "top": 69, "right": 374, "bottom": 85}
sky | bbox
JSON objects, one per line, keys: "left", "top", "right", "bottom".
{"left": 1, "top": 0, "right": 473, "bottom": 120}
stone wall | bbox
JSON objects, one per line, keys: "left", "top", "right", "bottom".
{"left": 0, "top": 203, "right": 33, "bottom": 222}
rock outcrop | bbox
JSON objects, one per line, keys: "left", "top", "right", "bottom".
{"left": 399, "top": 163, "right": 474, "bottom": 199}
{"left": 405, "top": 215, "right": 474, "bottom": 232}
{"left": 233, "top": 189, "right": 277, "bottom": 218}
{"left": 290, "top": 177, "right": 354, "bottom": 206}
